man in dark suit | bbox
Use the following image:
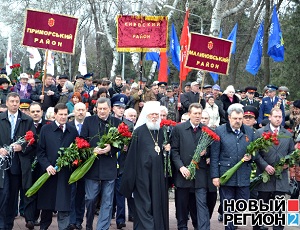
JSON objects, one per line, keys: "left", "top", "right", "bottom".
{"left": 80, "top": 97, "right": 121, "bottom": 230}
{"left": 180, "top": 81, "right": 206, "bottom": 114}
{"left": 258, "top": 85, "right": 285, "bottom": 127}
{"left": 30, "top": 74, "right": 60, "bottom": 112}
{"left": 171, "top": 103, "right": 210, "bottom": 230}
{"left": 36, "top": 103, "right": 78, "bottom": 230}
{"left": 67, "top": 102, "right": 87, "bottom": 230}
{"left": 254, "top": 108, "right": 294, "bottom": 230}
{"left": 0, "top": 92, "right": 36, "bottom": 230}
{"left": 240, "top": 86, "right": 260, "bottom": 111}
{"left": 28, "top": 102, "right": 46, "bottom": 226}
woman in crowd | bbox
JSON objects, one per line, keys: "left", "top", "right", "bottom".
{"left": 13, "top": 73, "right": 32, "bottom": 99}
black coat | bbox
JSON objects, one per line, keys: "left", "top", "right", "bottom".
{"left": 30, "top": 84, "right": 60, "bottom": 111}
{"left": 220, "top": 94, "right": 240, "bottom": 122}
{"left": 171, "top": 121, "right": 208, "bottom": 188}
{"left": 36, "top": 122, "right": 78, "bottom": 211}
{"left": 180, "top": 91, "right": 206, "bottom": 113}
{"left": 0, "top": 110, "right": 36, "bottom": 189}
{"left": 240, "top": 98, "right": 260, "bottom": 111}
{"left": 80, "top": 115, "right": 121, "bottom": 180}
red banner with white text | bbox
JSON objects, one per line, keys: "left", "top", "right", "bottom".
{"left": 117, "top": 15, "right": 168, "bottom": 52}
{"left": 185, "top": 33, "right": 232, "bottom": 75}
{"left": 22, "top": 9, "right": 79, "bottom": 54}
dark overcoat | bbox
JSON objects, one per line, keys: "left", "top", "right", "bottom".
{"left": 80, "top": 115, "right": 121, "bottom": 181}
{"left": 36, "top": 122, "right": 78, "bottom": 211}
{"left": 0, "top": 110, "right": 36, "bottom": 189}
{"left": 254, "top": 124, "right": 294, "bottom": 193}
{"left": 171, "top": 121, "right": 208, "bottom": 188}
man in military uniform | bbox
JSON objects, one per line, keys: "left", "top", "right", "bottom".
{"left": 83, "top": 73, "right": 95, "bottom": 94}
{"left": 159, "top": 86, "right": 180, "bottom": 122}
{"left": 278, "top": 86, "right": 290, "bottom": 110}
{"left": 19, "top": 99, "right": 32, "bottom": 116}
{"left": 242, "top": 105, "right": 259, "bottom": 129}
{"left": 240, "top": 86, "right": 260, "bottom": 111}
{"left": 290, "top": 100, "right": 300, "bottom": 140}
{"left": 258, "top": 85, "right": 285, "bottom": 127}
{"left": 157, "top": 82, "right": 167, "bottom": 101}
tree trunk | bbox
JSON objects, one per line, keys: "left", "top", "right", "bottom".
{"left": 101, "top": 2, "right": 118, "bottom": 79}
{"left": 88, "top": 0, "right": 102, "bottom": 78}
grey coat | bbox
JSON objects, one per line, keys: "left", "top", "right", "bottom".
{"left": 254, "top": 124, "right": 294, "bottom": 193}
{"left": 210, "top": 123, "right": 255, "bottom": 187}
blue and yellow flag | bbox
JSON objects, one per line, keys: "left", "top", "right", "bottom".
{"left": 245, "top": 22, "right": 264, "bottom": 75}
{"left": 170, "top": 23, "right": 180, "bottom": 71}
{"left": 268, "top": 5, "right": 284, "bottom": 62}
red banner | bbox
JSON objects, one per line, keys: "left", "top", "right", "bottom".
{"left": 117, "top": 15, "right": 168, "bottom": 52}
{"left": 185, "top": 33, "right": 232, "bottom": 75}
{"left": 22, "top": 9, "right": 79, "bottom": 54}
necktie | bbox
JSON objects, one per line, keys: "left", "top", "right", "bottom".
{"left": 59, "top": 124, "right": 64, "bottom": 132}
{"left": 34, "top": 123, "right": 38, "bottom": 129}
{"left": 234, "top": 129, "right": 240, "bottom": 136}
{"left": 77, "top": 123, "right": 82, "bottom": 135}
{"left": 274, "top": 128, "right": 278, "bottom": 134}
{"left": 10, "top": 115, "right": 15, "bottom": 139}
{"left": 193, "top": 127, "right": 198, "bottom": 133}
{"left": 249, "top": 100, "right": 252, "bottom": 104}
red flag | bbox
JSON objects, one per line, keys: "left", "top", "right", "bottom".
{"left": 158, "top": 51, "right": 168, "bottom": 82}
{"left": 179, "top": 10, "right": 191, "bottom": 81}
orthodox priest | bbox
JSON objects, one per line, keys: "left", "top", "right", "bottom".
{"left": 120, "top": 101, "right": 170, "bottom": 230}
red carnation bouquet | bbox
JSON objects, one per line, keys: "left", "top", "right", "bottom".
{"left": 68, "top": 122, "right": 132, "bottom": 184}
{"left": 9, "top": 63, "right": 21, "bottom": 82}
{"left": 250, "top": 136, "right": 300, "bottom": 190}
{"left": 26, "top": 137, "right": 92, "bottom": 197}
{"left": 0, "top": 130, "right": 35, "bottom": 171}
{"left": 160, "top": 119, "right": 177, "bottom": 177}
{"left": 187, "top": 126, "right": 220, "bottom": 180}
{"left": 220, "top": 131, "right": 279, "bottom": 185}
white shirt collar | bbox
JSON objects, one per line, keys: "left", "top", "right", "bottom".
{"left": 270, "top": 124, "right": 280, "bottom": 133}
{"left": 55, "top": 121, "right": 65, "bottom": 132}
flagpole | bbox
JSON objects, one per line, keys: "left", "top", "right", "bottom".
{"left": 199, "top": 72, "right": 206, "bottom": 103}
{"left": 41, "top": 49, "right": 49, "bottom": 103}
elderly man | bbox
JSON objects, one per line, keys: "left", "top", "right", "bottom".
{"left": 67, "top": 102, "right": 87, "bottom": 230}
{"left": 180, "top": 81, "right": 206, "bottom": 114}
{"left": 211, "top": 103, "right": 254, "bottom": 230}
{"left": 80, "top": 97, "right": 121, "bottom": 230}
{"left": 120, "top": 101, "right": 170, "bottom": 230}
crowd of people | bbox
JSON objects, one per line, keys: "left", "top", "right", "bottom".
{"left": 0, "top": 67, "right": 299, "bottom": 230}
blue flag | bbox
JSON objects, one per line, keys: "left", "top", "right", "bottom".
{"left": 209, "top": 29, "right": 223, "bottom": 82}
{"left": 145, "top": 52, "right": 160, "bottom": 69}
{"left": 268, "top": 5, "right": 284, "bottom": 62}
{"left": 170, "top": 24, "right": 180, "bottom": 71}
{"left": 245, "top": 22, "right": 264, "bottom": 75}
{"left": 227, "top": 23, "right": 238, "bottom": 54}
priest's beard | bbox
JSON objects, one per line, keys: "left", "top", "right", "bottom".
{"left": 146, "top": 118, "right": 161, "bottom": 130}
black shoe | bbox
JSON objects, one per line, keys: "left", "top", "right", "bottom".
{"left": 75, "top": 224, "right": 83, "bottom": 230}
{"left": 117, "top": 223, "right": 126, "bottom": 229}
{"left": 66, "top": 224, "right": 76, "bottom": 230}
{"left": 218, "top": 213, "right": 223, "bottom": 222}
{"left": 26, "top": 221, "right": 35, "bottom": 230}
{"left": 128, "top": 216, "right": 134, "bottom": 222}
{"left": 34, "top": 220, "right": 40, "bottom": 226}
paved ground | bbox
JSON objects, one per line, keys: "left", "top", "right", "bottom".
{"left": 13, "top": 197, "right": 299, "bottom": 230}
